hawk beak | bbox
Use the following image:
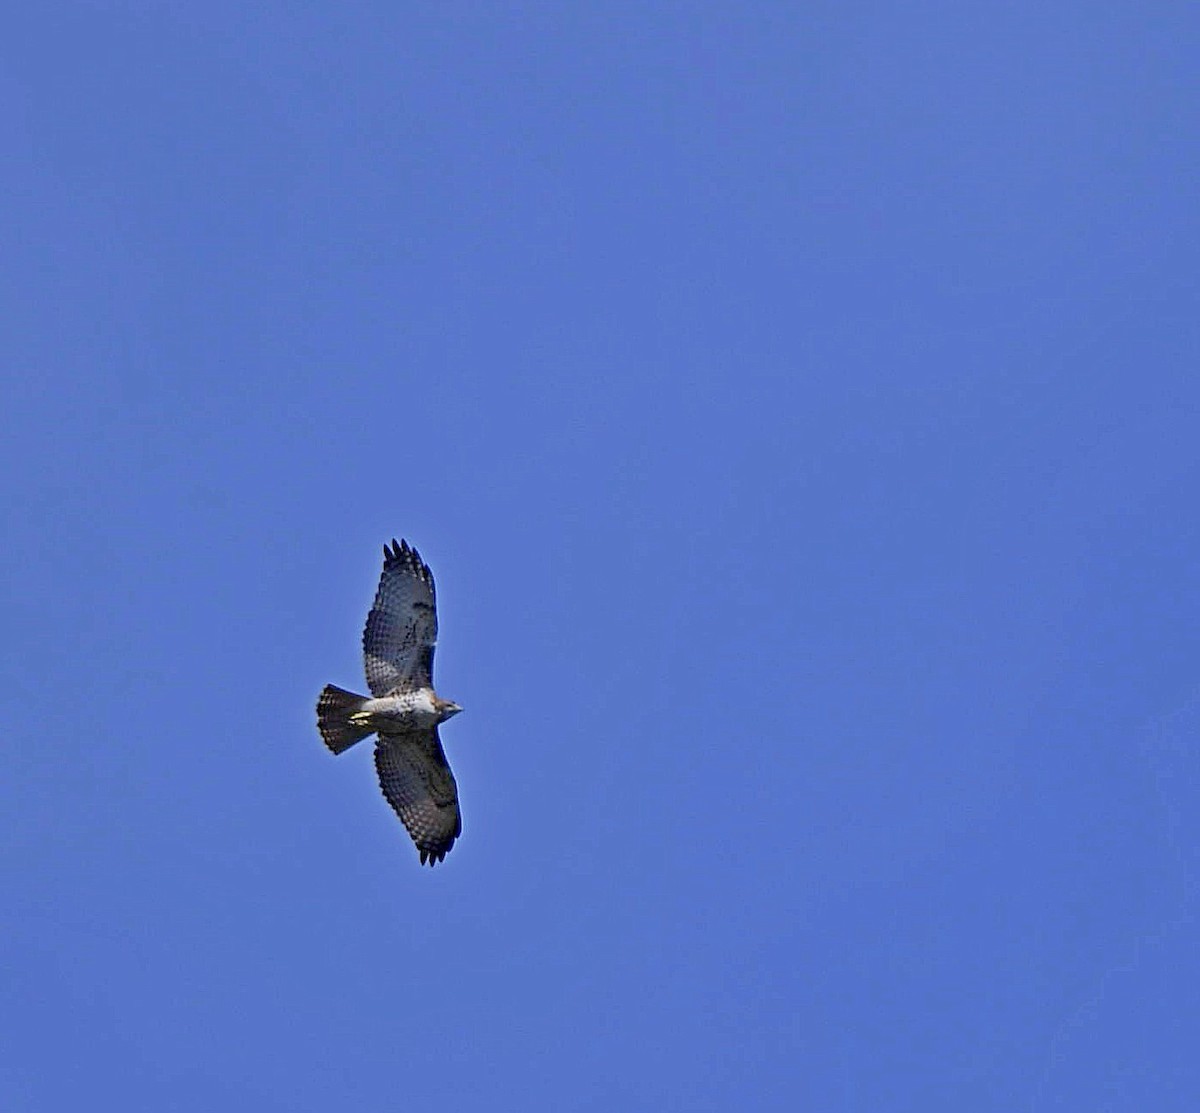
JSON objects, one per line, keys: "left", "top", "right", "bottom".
{"left": 445, "top": 702, "right": 463, "bottom": 717}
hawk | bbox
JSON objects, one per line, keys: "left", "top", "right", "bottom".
{"left": 316, "top": 539, "right": 464, "bottom": 866}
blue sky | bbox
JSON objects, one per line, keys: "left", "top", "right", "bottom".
{"left": 2, "top": 4, "right": 1197, "bottom": 1110}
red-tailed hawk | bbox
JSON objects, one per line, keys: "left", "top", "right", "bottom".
{"left": 316, "top": 539, "right": 463, "bottom": 866}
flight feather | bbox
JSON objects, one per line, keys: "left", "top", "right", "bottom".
{"left": 363, "top": 538, "right": 437, "bottom": 697}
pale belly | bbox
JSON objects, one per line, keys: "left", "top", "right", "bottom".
{"left": 357, "top": 693, "right": 440, "bottom": 733}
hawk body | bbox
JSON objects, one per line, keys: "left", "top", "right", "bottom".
{"left": 316, "top": 539, "right": 463, "bottom": 866}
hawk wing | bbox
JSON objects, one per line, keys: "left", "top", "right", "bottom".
{"left": 362, "top": 538, "right": 437, "bottom": 696}
{"left": 374, "top": 730, "right": 461, "bottom": 865}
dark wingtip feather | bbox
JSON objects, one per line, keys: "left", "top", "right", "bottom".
{"left": 418, "top": 845, "right": 450, "bottom": 867}
{"left": 379, "top": 537, "right": 435, "bottom": 588}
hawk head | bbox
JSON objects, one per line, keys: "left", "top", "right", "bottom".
{"left": 433, "top": 696, "right": 463, "bottom": 723}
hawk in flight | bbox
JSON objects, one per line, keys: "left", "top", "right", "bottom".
{"left": 317, "top": 539, "right": 463, "bottom": 865}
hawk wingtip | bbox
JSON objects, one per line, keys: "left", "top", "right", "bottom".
{"left": 418, "top": 844, "right": 451, "bottom": 867}
{"left": 384, "top": 537, "right": 421, "bottom": 566}
{"left": 380, "top": 536, "right": 434, "bottom": 585}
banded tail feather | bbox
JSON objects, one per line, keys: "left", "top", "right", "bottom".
{"left": 317, "top": 684, "right": 373, "bottom": 754}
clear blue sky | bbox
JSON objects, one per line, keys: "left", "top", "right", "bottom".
{"left": 2, "top": 5, "right": 1197, "bottom": 1110}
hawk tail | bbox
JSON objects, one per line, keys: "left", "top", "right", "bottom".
{"left": 317, "top": 685, "right": 373, "bottom": 754}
